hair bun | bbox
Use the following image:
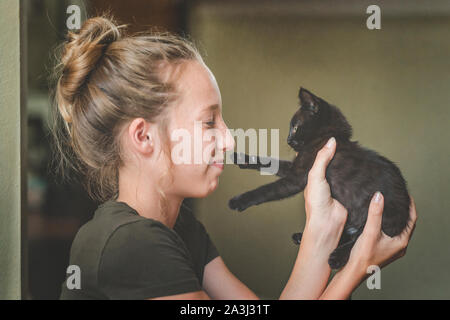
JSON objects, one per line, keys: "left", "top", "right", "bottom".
{"left": 57, "top": 16, "right": 123, "bottom": 123}
{"left": 66, "top": 16, "right": 121, "bottom": 48}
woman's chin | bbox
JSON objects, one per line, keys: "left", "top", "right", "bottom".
{"left": 205, "top": 176, "right": 220, "bottom": 196}
{"left": 206, "top": 177, "right": 219, "bottom": 195}
{"left": 190, "top": 178, "right": 219, "bottom": 198}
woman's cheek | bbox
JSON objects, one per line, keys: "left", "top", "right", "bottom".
{"left": 197, "top": 165, "right": 219, "bottom": 197}
{"left": 179, "top": 164, "right": 213, "bottom": 197}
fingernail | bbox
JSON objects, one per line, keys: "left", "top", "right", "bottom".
{"left": 374, "top": 191, "right": 382, "bottom": 203}
{"left": 326, "top": 137, "right": 335, "bottom": 148}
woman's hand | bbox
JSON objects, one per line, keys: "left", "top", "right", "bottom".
{"left": 346, "top": 192, "right": 418, "bottom": 273}
{"left": 302, "top": 137, "right": 348, "bottom": 256}
{"left": 319, "top": 193, "right": 418, "bottom": 299}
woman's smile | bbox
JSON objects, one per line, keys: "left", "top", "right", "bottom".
{"left": 210, "top": 162, "right": 224, "bottom": 171}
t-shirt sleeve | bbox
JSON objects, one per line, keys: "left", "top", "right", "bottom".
{"left": 174, "top": 209, "right": 220, "bottom": 269}
{"left": 98, "top": 220, "right": 202, "bottom": 299}
{"left": 201, "top": 223, "right": 220, "bottom": 266}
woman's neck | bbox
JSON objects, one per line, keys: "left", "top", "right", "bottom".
{"left": 116, "top": 168, "right": 183, "bottom": 229}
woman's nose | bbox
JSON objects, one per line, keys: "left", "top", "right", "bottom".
{"left": 220, "top": 127, "right": 235, "bottom": 152}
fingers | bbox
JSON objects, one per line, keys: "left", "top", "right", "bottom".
{"left": 400, "top": 196, "right": 418, "bottom": 240}
{"left": 308, "top": 137, "right": 337, "bottom": 183}
{"left": 408, "top": 196, "right": 418, "bottom": 227}
{"left": 381, "top": 195, "right": 417, "bottom": 258}
{"left": 363, "top": 192, "right": 384, "bottom": 237}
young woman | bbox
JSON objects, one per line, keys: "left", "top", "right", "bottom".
{"left": 53, "top": 16, "right": 417, "bottom": 300}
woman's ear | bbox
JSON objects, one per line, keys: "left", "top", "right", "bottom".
{"left": 128, "top": 118, "right": 154, "bottom": 155}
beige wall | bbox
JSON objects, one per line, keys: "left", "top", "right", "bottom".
{"left": 0, "top": 0, "right": 27, "bottom": 299}
{"left": 189, "top": 4, "right": 450, "bottom": 299}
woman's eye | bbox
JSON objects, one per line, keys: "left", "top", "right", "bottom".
{"left": 205, "top": 120, "right": 216, "bottom": 128}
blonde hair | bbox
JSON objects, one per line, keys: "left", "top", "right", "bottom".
{"left": 50, "top": 15, "right": 203, "bottom": 213}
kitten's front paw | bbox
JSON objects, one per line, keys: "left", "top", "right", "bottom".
{"left": 228, "top": 195, "right": 251, "bottom": 212}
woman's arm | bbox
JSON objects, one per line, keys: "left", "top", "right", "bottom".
{"left": 201, "top": 138, "right": 343, "bottom": 300}
{"left": 203, "top": 256, "right": 259, "bottom": 299}
{"left": 280, "top": 137, "right": 349, "bottom": 299}
{"left": 281, "top": 138, "right": 418, "bottom": 300}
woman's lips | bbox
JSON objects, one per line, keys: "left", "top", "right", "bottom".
{"left": 209, "top": 156, "right": 224, "bottom": 170}
{"left": 211, "top": 162, "right": 224, "bottom": 170}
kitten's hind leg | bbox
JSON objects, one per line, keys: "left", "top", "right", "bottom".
{"left": 328, "top": 238, "right": 357, "bottom": 269}
{"left": 292, "top": 232, "right": 303, "bottom": 245}
{"left": 231, "top": 152, "right": 293, "bottom": 178}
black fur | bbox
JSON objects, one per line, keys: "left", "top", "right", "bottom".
{"left": 229, "top": 87, "right": 410, "bottom": 269}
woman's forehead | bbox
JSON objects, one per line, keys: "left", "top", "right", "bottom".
{"left": 175, "top": 61, "right": 222, "bottom": 115}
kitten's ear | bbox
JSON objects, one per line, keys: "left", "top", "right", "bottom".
{"left": 299, "top": 87, "right": 319, "bottom": 113}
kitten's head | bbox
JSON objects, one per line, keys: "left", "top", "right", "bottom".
{"left": 287, "top": 87, "right": 352, "bottom": 151}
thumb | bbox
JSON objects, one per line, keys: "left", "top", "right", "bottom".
{"left": 363, "top": 191, "right": 384, "bottom": 237}
{"left": 308, "top": 137, "right": 336, "bottom": 182}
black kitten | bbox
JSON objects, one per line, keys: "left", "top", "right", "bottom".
{"left": 228, "top": 87, "right": 410, "bottom": 269}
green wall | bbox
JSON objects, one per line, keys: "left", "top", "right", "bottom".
{"left": 190, "top": 6, "right": 450, "bottom": 299}
{"left": 0, "top": 0, "right": 27, "bottom": 299}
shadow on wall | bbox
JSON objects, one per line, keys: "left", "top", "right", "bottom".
{"left": 27, "top": 115, "right": 97, "bottom": 299}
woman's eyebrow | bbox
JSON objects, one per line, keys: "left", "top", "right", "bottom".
{"left": 201, "top": 104, "right": 220, "bottom": 114}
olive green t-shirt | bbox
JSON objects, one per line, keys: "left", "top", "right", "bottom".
{"left": 60, "top": 200, "right": 219, "bottom": 299}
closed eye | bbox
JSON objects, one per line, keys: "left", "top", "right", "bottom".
{"left": 205, "top": 120, "right": 216, "bottom": 128}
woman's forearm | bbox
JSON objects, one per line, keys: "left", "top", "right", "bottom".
{"left": 319, "top": 260, "right": 365, "bottom": 300}
{"left": 279, "top": 230, "right": 333, "bottom": 299}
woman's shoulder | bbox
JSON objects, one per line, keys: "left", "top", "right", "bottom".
{"left": 82, "top": 200, "right": 183, "bottom": 250}
{"left": 69, "top": 201, "right": 182, "bottom": 269}
{"left": 74, "top": 201, "right": 157, "bottom": 244}
{"left": 64, "top": 201, "right": 202, "bottom": 299}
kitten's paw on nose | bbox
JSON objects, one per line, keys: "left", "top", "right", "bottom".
{"left": 233, "top": 152, "right": 251, "bottom": 168}
{"left": 230, "top": 152, "right": 246, "bottom": 164}
{"left": 231, "top": 152, "right": 262, "bottom": 169}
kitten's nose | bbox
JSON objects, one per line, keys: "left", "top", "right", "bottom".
{"left": 287, "top": 137, "right": 298, "bottom": 148}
